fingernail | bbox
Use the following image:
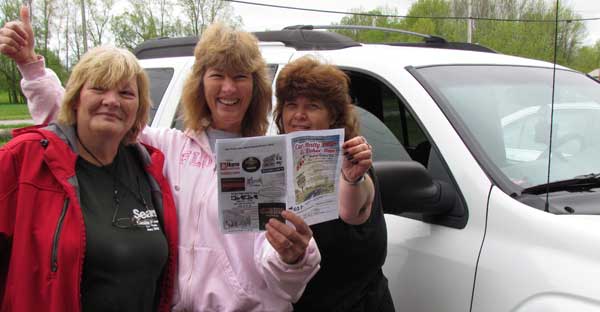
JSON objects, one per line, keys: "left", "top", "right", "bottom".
{"left": 346, "top": 155, "right": 353, "bottom": 161}
{"left": 352, "top": 160, "right": 358, "bottom": 165}
{"left": 343, "top": 151, "right": 349, "bottom": 156}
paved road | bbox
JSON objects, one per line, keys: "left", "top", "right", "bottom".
{"left": 0, "top": 119, "right": 34, "bottom": 125}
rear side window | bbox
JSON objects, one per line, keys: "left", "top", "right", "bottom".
{"left": 145, "top": 68, "right": 174, "bottom": 125}
{"left": 345, "top": 69, "right": 467, "bottom": 229}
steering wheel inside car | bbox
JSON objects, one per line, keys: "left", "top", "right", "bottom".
{"left": 537, "top": 133, "right": 586, "bottom": 161}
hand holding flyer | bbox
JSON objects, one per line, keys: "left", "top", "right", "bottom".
{"left": 216, "top": 129, "right": 344, "bottom": 233}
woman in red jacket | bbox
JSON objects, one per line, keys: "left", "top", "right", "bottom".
{"left": 0, "top": 45, "right": 178, "bottom": 312}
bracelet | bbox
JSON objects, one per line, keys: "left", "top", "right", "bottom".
{"left": 341, "top": 171, "right": 365, "bottom": 185}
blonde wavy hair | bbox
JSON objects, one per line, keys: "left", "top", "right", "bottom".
{"left": 274, "top": 56, "right": 359, "bottom": 139}
{"left": 181, "top": 23, "right": 272, "bottom": 137}
{"left": 57, "top": 45, "right": 151, "bottom": 144}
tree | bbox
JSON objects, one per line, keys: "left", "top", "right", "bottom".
{"left": 0, "top": 0, "right": 23, "bottom": 103}
{"left": 80, "top": 0, "right": 87, "bottom": 52}
{"left": 86, "top": 0, "right": 114, "bottom": 46}
{"left": 335, "top": 0, "right": 587, "bottom": 69}
{"left": 177, "top": 0, "right": 242, "bottom": 37}
{"left": 111, "top": 0, "right": 182, "bottom": 50}
{"left": 39, "top": 0, "right": 56, "bottom": 56}
{"left": 570, "top": 39, "right": 600, "bottom": 73}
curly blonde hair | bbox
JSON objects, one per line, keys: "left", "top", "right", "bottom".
{"left": 181, "top": 23, "right": 272, "bottom": 137}
{"left": 274, "top": 56, "right": 359, "bottom": 139}
{"left": 57, "top": 45, "right": 151, "bottom": 144}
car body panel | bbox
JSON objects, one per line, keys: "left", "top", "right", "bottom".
{"left": 473, "top": 187, "right": 600, "bottom": 311}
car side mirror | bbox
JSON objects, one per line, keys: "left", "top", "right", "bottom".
{"left": 373, "top": 160, "right": 456, "bottom": 216}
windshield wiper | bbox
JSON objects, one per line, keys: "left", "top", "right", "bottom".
{"left": 521, "top": 173, "right": 600, "bottom": 195}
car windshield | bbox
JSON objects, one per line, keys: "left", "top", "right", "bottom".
{"left": 416, "top": 65, "right": 600, "bottom": 190}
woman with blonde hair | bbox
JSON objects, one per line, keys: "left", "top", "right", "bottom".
{"left": 2, "top": 7, "right": 320, "bottom": 311}
{"left": 275, "top": 56, "right": 395, "bottom": 312}
{"left": 0, "top": 45, "right": 178, "bottom": 311}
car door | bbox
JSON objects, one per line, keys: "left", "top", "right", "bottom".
{"left": 287, "top": 49, "right": 491, "bottom": 311}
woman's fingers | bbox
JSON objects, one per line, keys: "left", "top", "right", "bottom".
{"left": 281, "top": 210, "right": 312, "bottom": 238}
{"left": 0, "top": 24, "right": 26, "bottom": 51}
{"left": 343, "top": 136, "right": 372, "bottom": 159}
{"left": 0, "top": 6, "right": 36, "bottom": 63}
{"left": 265, "top": 210, "right": 312, "bottom": 264}
{"left": 341, "top": 136, "right": 372, "bottom": 180}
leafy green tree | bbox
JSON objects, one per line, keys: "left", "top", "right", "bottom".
{"left": 0, "top": 0, "right": 67, "bottom": 103}
{"left": 0, "top": 0, "right": 22, "bottom": 103}
{"left": 87, "top": 0, "right": 114, "bottom": 46}
{"left": 111, "top": 0, "right": 185, "bottom": 50}
{"left": 570, "top": 39, "right": 600, "bottom": 73}
{"left": 336, "top": 0, "right": 588, "bottom": 69}
{"left": 178, "top": 0, "right": 242, "bottom": 37}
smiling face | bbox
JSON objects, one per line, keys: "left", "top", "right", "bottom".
{"left": 75, "top": 78, "right": 139, "bottom": 142}
{"left": 282, "top": 96, "right": 332, "bottom": 133}
{"left": 203, "top": 67, "right": 254, "bottom": 133}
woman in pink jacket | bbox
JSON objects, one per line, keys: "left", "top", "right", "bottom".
{"left": 0, "top": 7, "right": 320, "bottom": 312}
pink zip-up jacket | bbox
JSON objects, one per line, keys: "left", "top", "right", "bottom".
{"left": 19, "top": 57, "right": 321, "bottom": 312}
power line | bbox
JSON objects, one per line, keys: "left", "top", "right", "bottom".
{"left": 225, "top": 0, "right": 600, "bottom": 23}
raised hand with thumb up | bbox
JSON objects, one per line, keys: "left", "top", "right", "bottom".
{"left": 0, "top": 5, "right": 37, "bottom": 64}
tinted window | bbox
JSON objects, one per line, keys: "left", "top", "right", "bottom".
{"left": 346, "top": 69, "right": 467, "bottom": 228}
{"left": 145, "top": 68, "right": 174, "bottom": 125}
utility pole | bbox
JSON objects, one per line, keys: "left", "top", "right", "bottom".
{"left": 467, "top": 0, "right": 473, "bottom": 43}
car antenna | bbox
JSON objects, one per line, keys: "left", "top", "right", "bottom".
{"left": 544, "top": 0, "right": 560, "bottom": 212}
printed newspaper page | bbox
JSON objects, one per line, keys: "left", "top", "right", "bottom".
{"left": 286, "top": 129, "right": 344, "bottom": 226}
{"left": 217, "top": 135, "right": 287, "bottom": 233}
{"left": 216, "top": 128, "right": 344, "bottom": 233}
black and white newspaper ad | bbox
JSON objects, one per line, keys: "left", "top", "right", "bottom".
{"left": 216, "top": 129, "right": 344, "bottom": 233}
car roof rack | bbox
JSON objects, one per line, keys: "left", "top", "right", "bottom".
{"left": 253, "top": 29, "right": 360, "bottom": 50}
{"left": 285, "top": 25, "right": 496, "bottom": 53}
{"left": 134, "top": 36, "right": 198, "bottom": 59}
{"left": 133, "top": 24, "right": 495, "bottom": 59}
{"left": 133, "top": 29, "right": 361, "bottom": 59}
{"left": 285, "top": 25, "right": 447, "bottom": 44}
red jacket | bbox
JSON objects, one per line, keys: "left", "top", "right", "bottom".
{"left": 0, "top": 124, "right": 178, "bottom": 312}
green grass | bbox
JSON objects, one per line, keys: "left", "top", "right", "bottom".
{"left": 0, "top": 91, "right": 10, "bottom": 104}
{"left": 0, "top": 123, "right": 32, "bottom": 129}
{"left": 0, "top": 137, "right": 9, "bottom": 147}
{"left": 0, "top": 104, "right": 31, "bottom": 120}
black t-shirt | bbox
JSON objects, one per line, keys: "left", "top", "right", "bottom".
{"left": 293, "top": 170, "right": 395, "bottom": 312}
{"left": 76, "top": 145, "right": 168, "bottom": 312}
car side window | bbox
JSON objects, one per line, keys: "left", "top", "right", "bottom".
{"left": 345, "top": 70, "right": 428, "bottom": 164}
{"left": 345, "top": 70, "right": 467, "bottom": 228}
{"left": 145, "top": 68, "right": 175, "bottom": 125}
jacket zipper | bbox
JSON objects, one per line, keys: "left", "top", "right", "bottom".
{"left": 51, "top": 198, "right": 69, "bottom": 272}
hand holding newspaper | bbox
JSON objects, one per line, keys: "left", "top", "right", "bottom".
{"left": 216, "top": 129, "right": 344, "bottom": 233}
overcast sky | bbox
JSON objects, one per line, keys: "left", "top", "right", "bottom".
{"left": 229, "top": 0, "right": 600, "bottom": 45}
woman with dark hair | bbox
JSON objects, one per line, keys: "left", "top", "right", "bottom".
{"left": 274, "top": 56, "right": 395, "bottom": 312}
{"left": 1, "top": 8, "right": 320, "bottom": 311}
{"left": 0, "top": 45, "right": 178, "bottom": 311}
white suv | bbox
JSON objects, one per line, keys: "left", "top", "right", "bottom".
{"left": 135, "top": 26, "right": 600, "bottom": 311}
